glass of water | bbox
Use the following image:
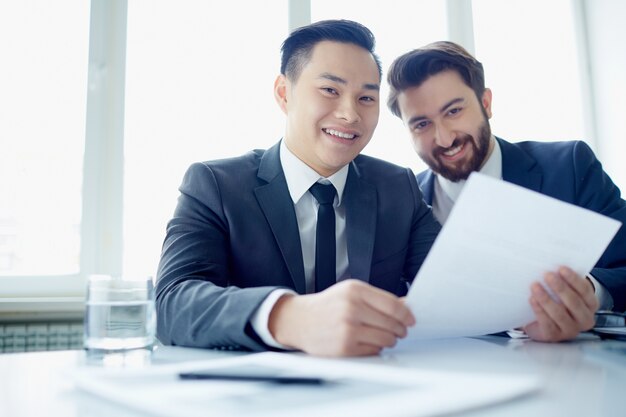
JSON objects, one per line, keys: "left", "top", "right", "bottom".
{"left": 84, "top": 275, "right": 156, "bottom": 365}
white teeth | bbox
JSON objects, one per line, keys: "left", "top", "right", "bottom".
{"left": 324, "top": 128, "right": 356, "bottom": 139}
{"left": 443, "top": 144, "right": 463, "bottom": 157}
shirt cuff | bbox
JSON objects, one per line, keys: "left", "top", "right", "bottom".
{"left": 250, "top": 289, "right": 297, "bottom": 350}
{"left": 587, "top": 273, "right": 614, "bottom": 310}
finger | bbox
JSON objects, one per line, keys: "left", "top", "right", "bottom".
{"left": 351, "top": 303, "right": 409, "bottom": 338}
{"left": 531, "top": 280, "right": 574, "bottom": 334}
{"left": 317, "top": 283, "right": 410, "bottom": 345}
{"left": 359, "top": 286, "right": 415, "bottom": 327}
{"left": 354, "top": 325, "right": 399, "bottom": 349}
{"left": 558, "top": 267, "right": 599, "bottom": 311}
{"left": 526, "top": 294, "right": 560, "bottom": 341}
{"left": 349, "top": 343, "right": 383, "bottom": 357}
{"left": 545, "top": 273, "right": 595, "bottom": 329}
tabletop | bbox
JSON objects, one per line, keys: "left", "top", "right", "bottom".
{"left": 1, "top": 334, "right": 625, "bottom": 417}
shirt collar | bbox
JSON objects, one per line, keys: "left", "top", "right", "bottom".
{"left": 279, "top": 140, "right": 349, "bottom": 205}
{"left": 436, "top": 136, "right": 502, "bottom": 202}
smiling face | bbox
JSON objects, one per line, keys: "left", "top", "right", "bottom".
{"left": 275, "top": 41, "right": 380, "bottom": 177}
{"left": 397, "top": 70, "right": 494, "bottom": 182}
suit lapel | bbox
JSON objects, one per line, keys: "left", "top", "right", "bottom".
{"left": 498, "top": 137, "right": 542, "bottom": 191}
{"left": 417, "top": 170, "right": 436, "bottom": 205}
{"left": 254, "top": 142, "right": 306, "bottom": 294}
{"left": 343, "top": 163, "right": 377, "bottom": 283}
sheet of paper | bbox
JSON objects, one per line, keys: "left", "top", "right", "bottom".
{"left": 406, "top": 172, "right": 621, "bottom": 340}
{"left": 70, "top": 351, "right": 540, "bottom": 417}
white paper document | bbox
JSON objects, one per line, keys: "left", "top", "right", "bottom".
{"left": 406, "top": 173, "right": 621, "bottom": 340}
{"left": 71, "top": 352, "right": 539, "bottom": 417}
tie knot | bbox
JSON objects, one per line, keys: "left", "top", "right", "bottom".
{"left": 309, "top": 182, "right": 336, "bottom": 206}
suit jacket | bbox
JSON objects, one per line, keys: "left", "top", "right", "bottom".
{"left": 156, "top": 141, "right": 441, "bottom": 351}
{"left": 417, "top": 137, "right": 626, "bottom": 311}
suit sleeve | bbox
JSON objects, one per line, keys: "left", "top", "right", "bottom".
{"left": 402, "top": 168, "right": 441, "bottom": 289}
{"left": 155, "top": 162, "right": 276, "bottom": 351}
{"left": 573, "top": 141, "right": 626, "bottom": 311}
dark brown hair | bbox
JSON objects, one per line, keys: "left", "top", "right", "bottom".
{"left": 387, "top": 41, "right": 485, "bottom": 118}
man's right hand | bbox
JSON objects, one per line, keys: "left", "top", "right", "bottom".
{"left": 267, "top": 279, "right": 415, "bottom": 357}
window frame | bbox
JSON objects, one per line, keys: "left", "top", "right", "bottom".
{"left": 0, "top": 0, "right": 128, "bottom": 314}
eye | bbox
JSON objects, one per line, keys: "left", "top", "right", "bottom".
{"left": 359, "top": 95, "right": 376, "bottom": 103}
{"left": 412, "top": 120, "right": 431, "bottom": 131}
{"left": 321, "top": 87, "right": 338, "bottom": 95}
{"left": 447, "top": 107, "right": 462, "bottom": 116}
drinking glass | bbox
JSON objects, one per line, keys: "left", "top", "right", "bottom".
{"left": 83, "top": 275, "right": 156, "bottom": 365}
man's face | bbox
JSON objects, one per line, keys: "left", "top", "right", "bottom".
{"left": 397, "top": 70, "right": 494, "bottom": 182}
{"left": 275, "top": 41, "right": 380, "bottom": 177}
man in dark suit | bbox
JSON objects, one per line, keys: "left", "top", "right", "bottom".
{"left": 156, "top": 20, "right": 441, "bottom": 356}
{"left": 386, "top": 41, "right": 626, "bottom": 342}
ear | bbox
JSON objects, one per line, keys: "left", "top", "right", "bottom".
{"left": 274, "top": 74, "right": 289, "bottom": 115}
{"left": 481, "top": 88, "right": 493, "bottom": 119}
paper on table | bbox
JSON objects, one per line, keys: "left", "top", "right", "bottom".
{"left": 406, "top": 172, "right": 621, "bottom": 340}
{"left": 71, "top": 352, "right": 540, "bottom": 417}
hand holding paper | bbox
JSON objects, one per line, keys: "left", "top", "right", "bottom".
{"left": 405, "top": 173, "right": 621, "bottom": 340}
{"left": 524, "top": 266, "right": 599, "bottom": 342}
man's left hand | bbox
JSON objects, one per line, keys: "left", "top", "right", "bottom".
{"left": 523, "top": 266, "right": 598, "bottom": 342}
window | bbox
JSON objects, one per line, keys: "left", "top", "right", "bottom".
{"left": 123, "top": 1, "right": 288, "bottom": 277}
{"left": 472, "top": 0, "right": 585, "bottom": 142}
{"left": 2, "top": 1, "right": 622, "bottom": 304}
{"left": 0, "top": 2, "right": 90, "bottom": 277}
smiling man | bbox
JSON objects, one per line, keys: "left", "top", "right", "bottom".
{"left": 155, "top": 20, "right": 440, "bottom": 356}
{"left": 387, "top": 41, "right": 626, "bottom": 342}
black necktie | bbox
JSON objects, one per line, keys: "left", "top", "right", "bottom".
{"left": 309, "top": 182, "right": 337, "bottom": 292}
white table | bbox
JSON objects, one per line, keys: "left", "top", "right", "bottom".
{"left": 1, "top": 335, "right": 624, "bottom": 417}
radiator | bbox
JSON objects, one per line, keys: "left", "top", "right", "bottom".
{"left": 0, "top": 320, "right": 83, "bottom": 353}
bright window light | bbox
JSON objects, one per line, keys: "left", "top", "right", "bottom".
{"left": 123, "top": 1, "right": 288, "bottom": 277}
{"left": 0, "top": 2, "right": 90, "bottom": 275}
{"left": 472, "top": 0, "right": 585, "bottom": 142}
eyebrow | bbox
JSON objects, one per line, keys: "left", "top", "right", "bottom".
{"left": 407, "top": 97, "right": 465, "bottom": 125}
{"left": 318, "top": 72, "right": 380, "bottom": 92}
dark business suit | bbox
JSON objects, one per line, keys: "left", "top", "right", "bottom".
{"left": 417, "top": 137, "right": 626, "bottom": 311}
{"left": 156, "top": 141, "right": 440, "bottom": 351}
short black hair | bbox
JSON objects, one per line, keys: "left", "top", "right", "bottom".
{"left": 280, "top": 19, "right": 382, "bottom": 82}
{"left": 387, "top": 41, "right": 485, "bottom": 118}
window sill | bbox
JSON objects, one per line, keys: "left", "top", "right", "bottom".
{"left": 0, "top": 296, "right": 84, "bottom": 322}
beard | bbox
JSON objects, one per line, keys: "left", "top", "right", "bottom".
{"left": 419, "top": 119, "right": 492, "bottom": 182}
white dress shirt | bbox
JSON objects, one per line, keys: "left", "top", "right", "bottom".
{"left": 250, "top": 140, "right": 351, "bottom": 348}
{"left": 431, "top": 137, "right": 613, "bottom": 309}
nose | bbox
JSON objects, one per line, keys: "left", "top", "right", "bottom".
{"left": 335, "top": 98, "right": 361, "bottom": 124}
{"left": 434, "top": 122, "right": 456, "bottom": 148}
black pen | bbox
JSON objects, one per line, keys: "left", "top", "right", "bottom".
{"left": 178, "top": 372, "right": 326, "bottom": 385}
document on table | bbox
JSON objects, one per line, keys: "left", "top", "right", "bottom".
{"left": 70, "top": 352, "right": 540, "bottom": 417}
{"left": 406, "top": 173, "right": 621, "bottom": 340}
